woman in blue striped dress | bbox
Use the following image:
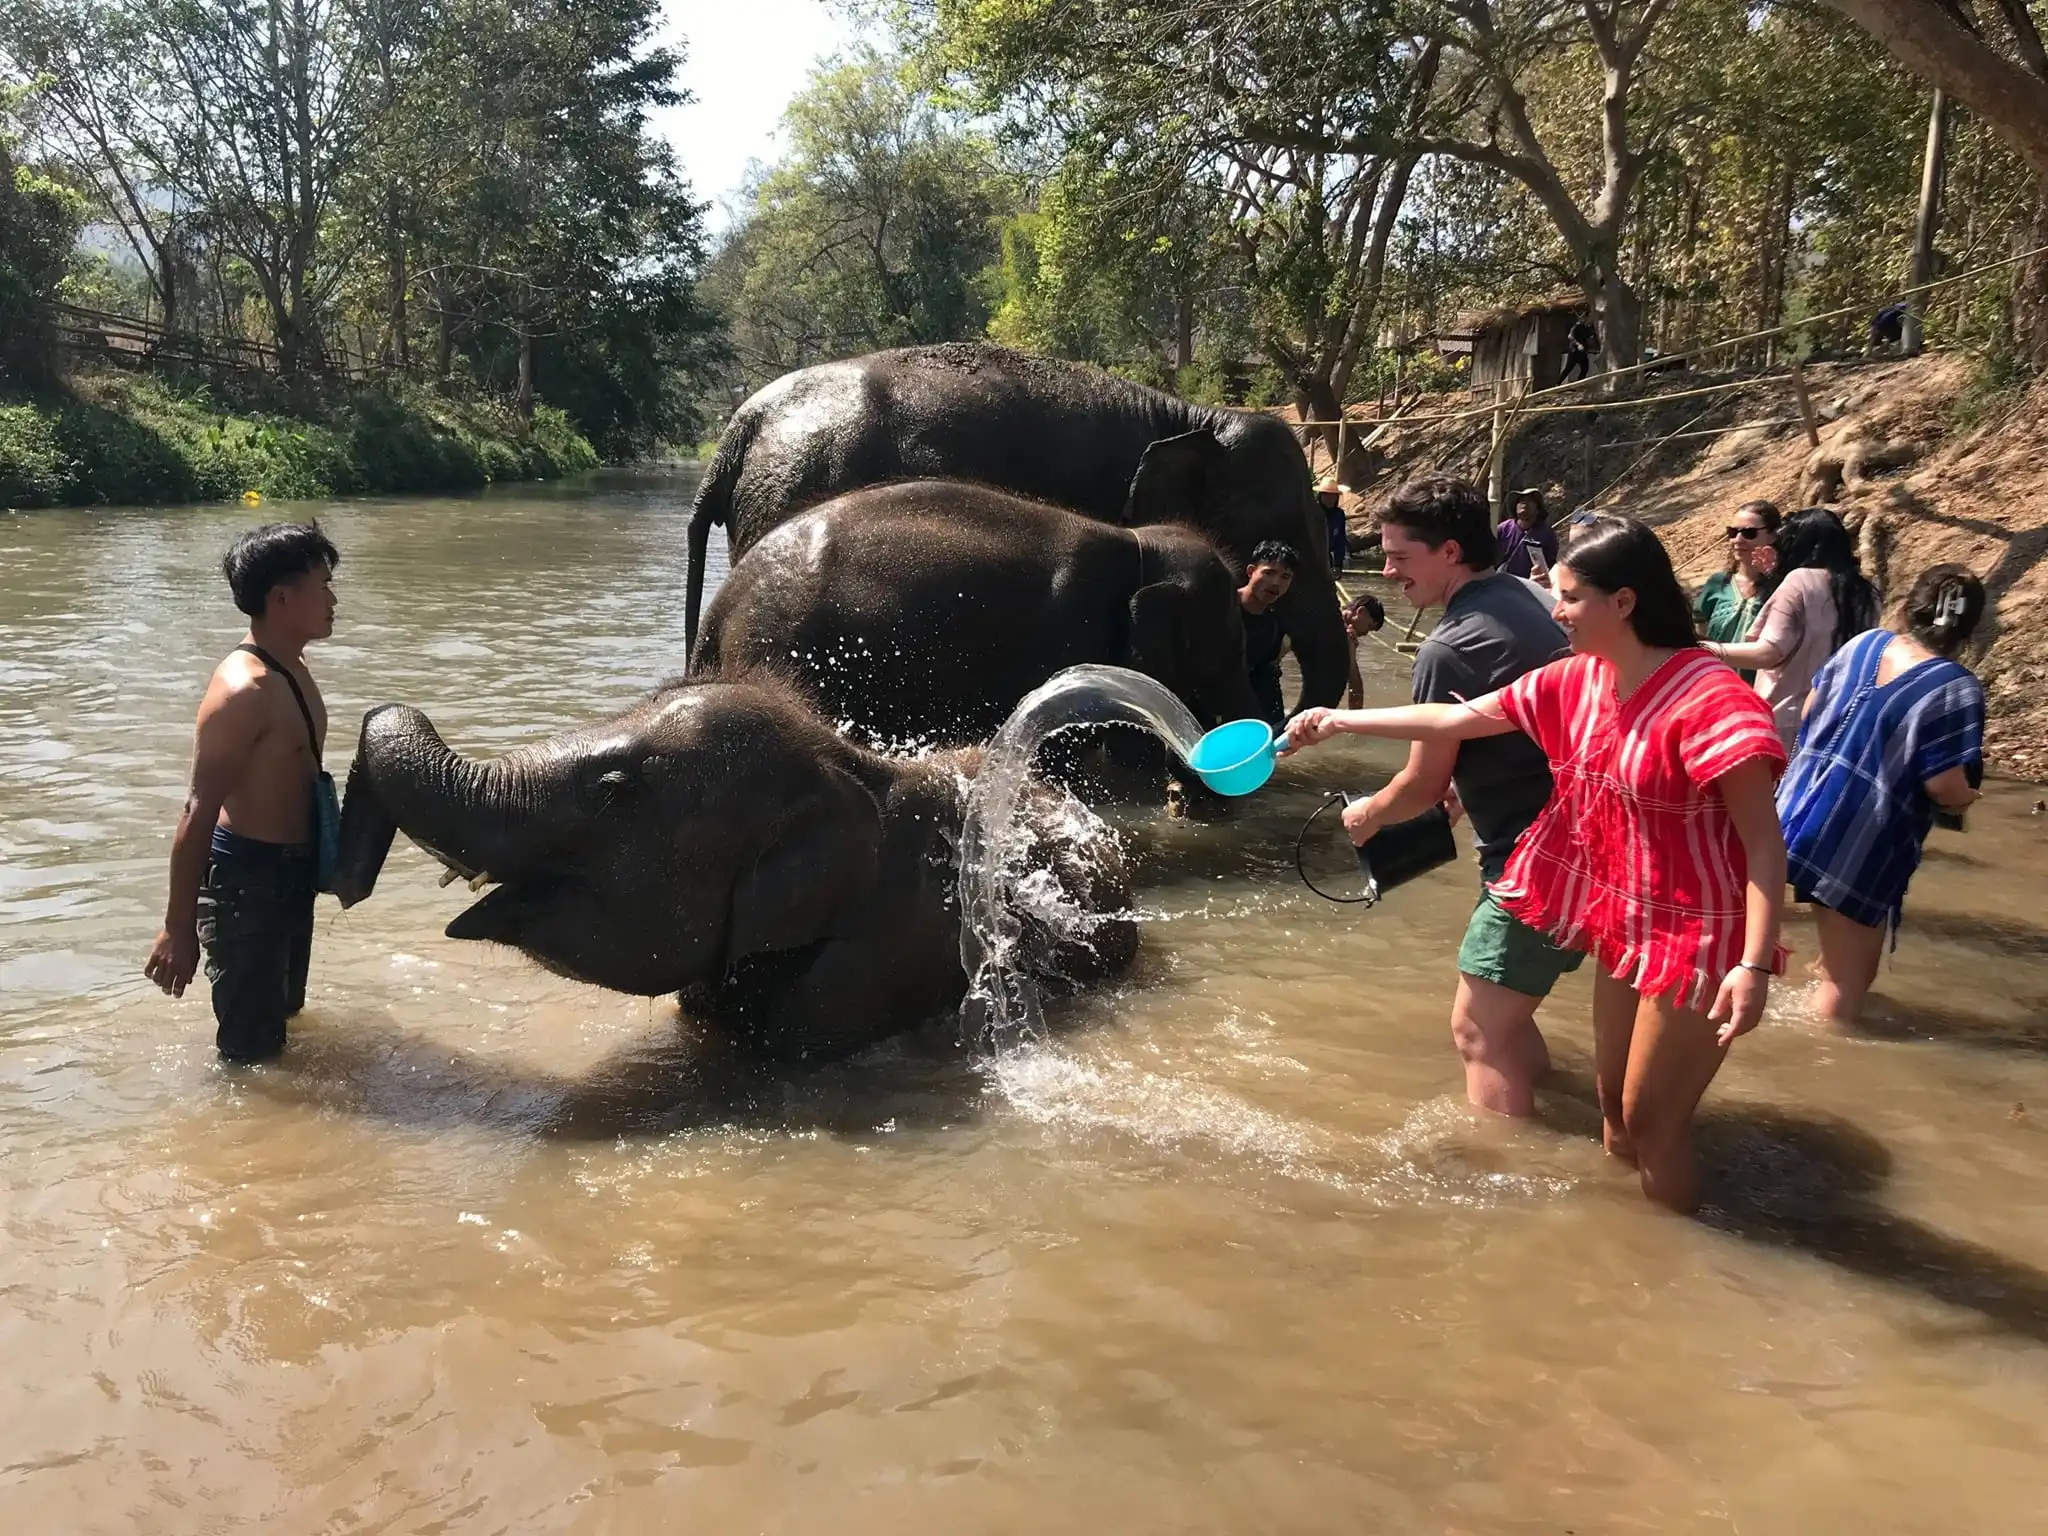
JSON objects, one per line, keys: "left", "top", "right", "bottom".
{"left": 1776, "top": 565, "right": 1989, "bottom": 1026}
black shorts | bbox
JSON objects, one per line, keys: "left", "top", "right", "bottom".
{"left": 196, "top": 829, "right": 316, "bottom": 1063}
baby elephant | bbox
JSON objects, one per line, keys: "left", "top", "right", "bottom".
{"left": 691, "top": 480, "right": 1265, "bottom": 748}
{"left": 333, "top": 676, "right": 1137, "bottom": 1062}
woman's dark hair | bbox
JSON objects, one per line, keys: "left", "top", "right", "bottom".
{"left": 1382, "top": 475, "right": 1497, "bottom": 571}
{"left": 1773, "top": 507, "right": 1878, "bottom": 648}
{"left": 1903, "top": 563, "right": 1986, "bottom": 654}
{"left": 1511, "top": 488, "right": 1548, "bottom": 527}
{"left": 1248, "top": 539, "right": 1300, "bottom": 573}
{"left": 1558, "top": 514, "right": 1700, "bottom": 650}
{"left": 222, "top": 521, "right": 340, "bottom": 617}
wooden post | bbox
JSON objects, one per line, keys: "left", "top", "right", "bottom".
{"left": 1903, "top": 89, "right": 1949, "bottom": 357}
{"left": 1486, "top": 382, "right": 1507, "bottom": 517}
{"left": 1335, "top": 415, "right": 1347, "bottom": 487}
{"left": 1789, "top": 361, "right": 1821, "bottom": 447}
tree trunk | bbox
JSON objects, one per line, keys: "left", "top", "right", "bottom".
{"left": 1903, "top": 90, "right": 1950, "bottom": 356}
{"left": 1592, "top": 267, "right": 1643, "bottom": 383}
{"left": 515, "top": 326, "right": 535, "bottom": 425}
{"left": 387, "top": 195, "right": 409, "bottom": 372}
{"left": 1295, "top": 376, "right": 1344, "bottom": 483}
{"left": 436, "top": 295, "right": 454, "bottom": 380}
{"left": 2021, "top": 173, "right": 2048, "bottom": 370}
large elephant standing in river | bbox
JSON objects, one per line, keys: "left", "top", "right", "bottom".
{"left": 684, "top": 343, "right": 1346, "bottom": 712}
{"left": 333, "top": 677, "right": 1137, "bottom": 1062}
{"left": 690, "top": 481, "right": 1266, "bottom": 747}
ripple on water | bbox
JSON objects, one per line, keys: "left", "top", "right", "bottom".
{"left": 6, "top": 490, "right": 2048, "bottom": 1530}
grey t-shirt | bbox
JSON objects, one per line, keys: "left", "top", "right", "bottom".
{"left": 1410, "top": 572, "right": 1567, "bottom": 878}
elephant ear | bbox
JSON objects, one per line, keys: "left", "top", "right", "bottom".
{"left": 1123, "top": 429, "right": 1228, "bottom": 527}
{"left": 726, "top": 766, "right": 882, "bottom": 964}
{"left": 1126, "top": 581, "right": 1187, "bottom": 698}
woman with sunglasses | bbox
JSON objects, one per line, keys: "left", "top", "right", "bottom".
{"left": 1693, "top": 500, "right": 1780, "bottom": 679}
{"left": 1705, "top": 507, "right": 1878, "bottom": 750}
{"left": 1284, "top": 516, "right": 1788, "bottom": 1212}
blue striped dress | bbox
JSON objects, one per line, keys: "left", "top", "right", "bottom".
{"left": 1776, "top": 629, "right": 1985, "bottom": 932}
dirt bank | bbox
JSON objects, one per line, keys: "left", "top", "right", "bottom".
{"left": 1295, "top": 357, "right": 2048, "bottom": 780}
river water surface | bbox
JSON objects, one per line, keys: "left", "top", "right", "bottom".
{"left": 5, "top": 473, "right": 2048, "bottom": 1532}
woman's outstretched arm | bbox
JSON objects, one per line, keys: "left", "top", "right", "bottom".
{"left": 1280, "top": 694, "right": 1517, "bottom": 755}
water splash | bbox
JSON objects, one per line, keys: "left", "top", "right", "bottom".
{"left": 957, "top": 665, "right": 1205, "bottom": 1041}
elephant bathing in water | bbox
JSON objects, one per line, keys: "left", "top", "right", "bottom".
{"left": 332, "top": 677, "right": 1137, "bottom": 1062}
{"left": 690, "top": 480, "right": 1266, "bottom": 748}
{"left": 684, "top": 343, "right": 1347, "bottom": 712}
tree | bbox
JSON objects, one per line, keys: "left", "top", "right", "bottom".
{"left": 1404, "top": 0, "right": 1713, "bottom": 375}
{"left": 708, "top": 49, "right": 1009, "bottom": 391}
{"left": 1815, "top": 0, "right": 2048, "bottom": 365}
{"left": 931, "top": 0, "right": 1431, "bottom": 472}
{"left": 1, "top": 2, "right": 180, "bottom": 326}
{"left": 1, "top": 86, "right": 89, "bottom": 384}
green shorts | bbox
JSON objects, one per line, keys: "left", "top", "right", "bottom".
{"left": 1457, "top": 889, "right": 1584, "bottom": 999}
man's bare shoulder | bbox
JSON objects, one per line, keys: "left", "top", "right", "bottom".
{"left": 198, "top": 651, "right": 278, "bottom": 731}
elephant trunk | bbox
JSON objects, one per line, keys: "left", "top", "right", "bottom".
{"left": 1280, "top": 571, "right": 1351, "bottom": 711}
{"left": 335, "top": 704, "right": 574, "bottom": 904}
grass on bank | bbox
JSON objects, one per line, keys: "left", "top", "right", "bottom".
{"left": 0, "top": 372, "right": 598, "bottom": 509}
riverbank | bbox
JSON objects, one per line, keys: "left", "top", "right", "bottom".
{"left": 0, "top": 372, "right": 598, "bottom": 510}
{"left": 1319, "top": 355, "right": 2048, "bottom": 779}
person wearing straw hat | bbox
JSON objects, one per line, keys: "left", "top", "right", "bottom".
{"left": 1317, "top": 474, "right": 1349, "bottom": 573}
{"left": 1496, "top": 488, "right": 1558, "bottom": 581}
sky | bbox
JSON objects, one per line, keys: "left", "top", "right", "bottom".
{"left": 652, "top": 0, "right": 864, "bottom": 236}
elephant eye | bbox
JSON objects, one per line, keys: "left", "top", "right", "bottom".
{"left": 579, "top": 759, "right": 640, "bottom": 806}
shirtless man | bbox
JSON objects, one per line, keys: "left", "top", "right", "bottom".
{"left": 1237, "top": 540, "right": 1299, "bottom": 731}
{"left": 144, "top": 524, "right": 339, "bottom": 1062}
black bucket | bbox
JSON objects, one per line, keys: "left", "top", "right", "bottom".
{"left": 1355, "top": 805, "right": 1461, "bottom": 900}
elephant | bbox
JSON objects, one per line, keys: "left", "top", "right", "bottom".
{"left": 683, "top": 343, "right": 1346, "bottom": 713}
{"left": 332, "top": 676, "right": 1138, "bottom": 1062}
{"left": 689, "top": 480, "right": 1267, "bottom": 749}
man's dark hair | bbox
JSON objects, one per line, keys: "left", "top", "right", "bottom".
{"left": 1381, "top": 476, "right": 1497, "bottom": 571}
{"left": 1345, "top": 593, "right": 1385, "bottom": 628}
{"left": 1249, "top": 540, "right": 1300, "bottom": 573}
{"left": 222, "top": 522, "right": 340, "bottom": 618}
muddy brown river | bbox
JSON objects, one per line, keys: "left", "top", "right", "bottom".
{"left": 5, "top": 473, "right": 2048, "bottom": 1532}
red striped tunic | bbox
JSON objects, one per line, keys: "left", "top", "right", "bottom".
{"left": 1489, "top": 649, "right": 1789, "bottom": 1009}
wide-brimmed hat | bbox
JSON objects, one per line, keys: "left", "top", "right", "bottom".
{"left": 1316, "top": 475, "right": 1345, "bottom": 495}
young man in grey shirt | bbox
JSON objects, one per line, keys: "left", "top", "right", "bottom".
{"left": 1338, "top": 476, "right": 1578, "bottom": 1116}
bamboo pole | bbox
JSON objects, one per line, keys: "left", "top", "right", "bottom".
{"left": 1789, "top": 362, "right": 1821, "bottom": 447}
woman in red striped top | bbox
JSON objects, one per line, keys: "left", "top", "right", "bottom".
{"left": 1285, "top": 516, "right": 1788, "bottom": 1211}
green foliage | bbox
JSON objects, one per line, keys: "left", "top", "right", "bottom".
{"left": 0, "top": 88, "right": 89, "bottom": 385}
{"left": 0, "top": 373, "right": 595, "bottom": 508}
{"left": 1, "top": 0, "right": 718, "bottom": 457}
{"left": 703, "top": 48, "right": 1009, "bottom": 395}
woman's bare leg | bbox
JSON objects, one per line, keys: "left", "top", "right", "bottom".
{"left": 1619, "top": 990, "right": 1731, "bottom": 1212}
{"left": 1812, "top": 904, "right": 1886, "bottom": 1027}
{"left": 1591, "top": 969, "right": 1639, "bottom": 1164}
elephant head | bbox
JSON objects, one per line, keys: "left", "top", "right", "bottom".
{"left": 333, "top": 676, "right": 1137, "bottom": 1060}
{"left": 1123, "top": 421, "right": 1349, "bottom": 713}
{"left": 1126, "top": 523, "right": 1268, "bottom": 729}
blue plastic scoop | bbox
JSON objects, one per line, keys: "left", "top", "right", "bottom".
{"left": 1186, "top": 718, "right": 1282, "bottom": 796}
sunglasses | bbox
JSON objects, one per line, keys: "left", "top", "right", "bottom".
{"left": 1725, "top": 526, "right": 1768, "bottom": 540}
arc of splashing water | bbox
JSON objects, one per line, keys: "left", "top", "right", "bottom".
{"left": 955, "top": 664, "right": 1207, "bottom": 1042}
